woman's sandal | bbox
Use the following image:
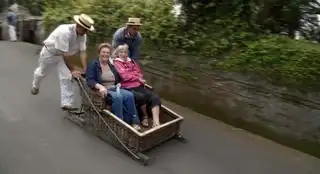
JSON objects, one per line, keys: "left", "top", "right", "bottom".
{"left": 142, "top": 117, "right": 149, "bottom": 127}
{"left": 152, "top": 122, "right": 160, "bottom": 128}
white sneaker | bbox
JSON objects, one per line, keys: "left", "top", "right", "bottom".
{"left": 132, "top": 124, "right": 141, "bottom": 131}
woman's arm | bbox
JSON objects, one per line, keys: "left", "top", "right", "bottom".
{"left": 85, "top": 60, "right": 100, "bottom": 89}
{"left": 132, "top": 60, "right": 144, "bottom": 79}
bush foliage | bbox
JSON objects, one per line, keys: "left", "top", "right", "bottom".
{"left": 219, "top": 36, "right": 320, "bottom": 90}
{"left": 43, "top": 0, "right": 180, "bottom": 46}
{"left": 43, "top": 0, "right": 320, "bottom": 90}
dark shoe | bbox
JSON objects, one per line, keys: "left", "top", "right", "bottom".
{"left": 61, "top": 106, "right": 78, "bottom": 111}
{"left": 31, "top": 87, "right": 39, "bottom": 95}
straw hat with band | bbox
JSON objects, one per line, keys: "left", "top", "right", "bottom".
{"left": 74, "top": 14, "right": 95, "bottom": 31}
{"left": 126, "top": 18, "right": 142, "bottom": 26}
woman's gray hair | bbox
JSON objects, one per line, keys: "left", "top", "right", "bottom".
{"left": 111, "top": 44, "right": 129, "bottom": 58}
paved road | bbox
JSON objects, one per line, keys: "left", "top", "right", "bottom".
{"left": 0, "top": 41, "right": 319, "bottom": 174}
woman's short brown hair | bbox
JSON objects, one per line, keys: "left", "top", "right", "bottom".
{"left": 97, "top": 43, "right": 112, "bottom": 53}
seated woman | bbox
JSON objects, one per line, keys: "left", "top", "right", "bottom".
{"left": 113, "top": 44, "right": 161, "bottom": 128}
{"left": 86, "top": 43, "right": 141, "bottom": 131}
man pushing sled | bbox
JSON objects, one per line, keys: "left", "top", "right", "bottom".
{"left": 30, "top": 13, "right": 94, "bottom": 111}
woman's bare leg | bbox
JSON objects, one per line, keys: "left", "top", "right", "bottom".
{"left": 140, "top": 104, "right": 149, "bottom": 127}
{"left": 151, "top": 105, "right": 160, "bottom": 127}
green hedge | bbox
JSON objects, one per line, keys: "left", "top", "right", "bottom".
{"left": 43, "top": 0, "right": 181, "bottom": 46}
{"left": 218, "top": 35, "right": 320, "bottom": 90}
{"left": 43, "top": 0, "right": 255, "bottom": 56}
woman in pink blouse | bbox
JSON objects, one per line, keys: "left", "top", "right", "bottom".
{"left": 113, "top": 44, "right": 161, "bottom": 128}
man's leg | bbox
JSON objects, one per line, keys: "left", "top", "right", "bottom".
{"left": 8, "top": 25, "right": 17, "bottom": 41}
{"left": 31, "top": 48, "right": 57, "bottom": 95}
{"left": 11, "top": 26, "right": 17, "bottom": 41}
{"left": 57, "top": 58, "right": 77, "bottom": 111}
{"left": 8, "top": 25, "right": 13, "bottom": 41}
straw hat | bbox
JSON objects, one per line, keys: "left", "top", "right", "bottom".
{"left": 126, "top": 18, "right": 142, "bottom": 26}
{"left": 73, "top": 14, "right": 95, "bottom": 31}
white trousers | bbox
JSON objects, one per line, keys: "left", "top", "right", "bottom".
{"left": 32, "top": 47, "right": 75, "bottom": 107}
{"left": 8, "top": 25, "right": 17, "bottom": 41}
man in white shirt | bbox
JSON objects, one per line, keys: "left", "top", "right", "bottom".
{"left": 31, "top": 14, "right": 94, "bottom": 111}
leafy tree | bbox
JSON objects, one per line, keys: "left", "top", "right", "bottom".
{"left": 178, "top": 0, "right": 320, "bottom": 40}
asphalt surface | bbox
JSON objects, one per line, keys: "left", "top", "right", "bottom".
{"left": 0, "top": 41, "right": 319, "bottom": 174}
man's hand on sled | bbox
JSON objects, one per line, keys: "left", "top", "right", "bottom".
{"left": 81, "top": 68, "right": 86, "bottom": 75}
{"left": 71, "top": 70, "right": 82, "bottom": 77}
{"left": 72, "top": 66, "right": 85, "bottom": 77}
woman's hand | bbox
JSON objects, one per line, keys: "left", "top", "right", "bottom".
{"left": 98, "top": 86, "right": 107, "bottom": 97}
{"left": 139, "top": 77, "right": 146, "bottom": 84}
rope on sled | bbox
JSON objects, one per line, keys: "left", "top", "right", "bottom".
{"left": 74, "top": 76, "right": 141, "bottom": 160}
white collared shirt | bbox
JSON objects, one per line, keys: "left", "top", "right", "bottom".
{"left": 43, "top": 24, "right": 87, "bottom": 56}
